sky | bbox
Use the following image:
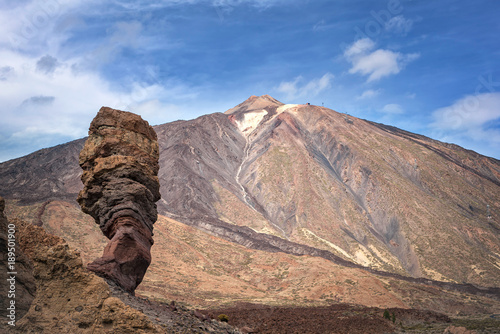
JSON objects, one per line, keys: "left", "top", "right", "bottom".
{"left": 1, "top": 0, "right": 499, "bottom": 162}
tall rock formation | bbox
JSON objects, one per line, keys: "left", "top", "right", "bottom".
{"left": 77, "top": 107, "right": 161, "bottom": 293}
{"left": 0, "top": 95, "right": 499, "bottom": 300}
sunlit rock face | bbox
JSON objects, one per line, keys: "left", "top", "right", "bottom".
{"left": 1, "top": 95, "right": 499, "bottom": 300}
{"left": 77, "top": 107, "right": 161, "bottom": 294}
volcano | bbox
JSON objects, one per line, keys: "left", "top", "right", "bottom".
{"left": 1, "top": 95, "right": 500, "bottom": 318}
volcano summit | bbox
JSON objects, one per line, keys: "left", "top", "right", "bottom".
{"left": 1, "top": 96, "right": 500, "bottom": 332}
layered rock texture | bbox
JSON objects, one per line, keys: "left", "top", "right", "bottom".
{"left": 155, "top": 95, "right": 500, "bottom": 286}
{"left": 1, "top": 95, "right": 500, "bottom": 317}
{"left": 77, "top": 107, "right": 161, "bottom": 293}
{"left": 3, "top": 211, "right": 240, "bottom": 333}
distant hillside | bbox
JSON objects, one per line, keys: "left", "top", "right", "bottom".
{"left": 1, "top": 95, "right": 500, "bottom": 314}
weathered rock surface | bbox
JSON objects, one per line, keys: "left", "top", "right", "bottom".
{"left": 17, "top": 244, "right": 160, "bottom": 333}
{"left": 155, "top": 96, "right": 500, "bottom": 287}
{"left": 12, "top": 222, "right": 159, "bottom": 334}
{"left": 1, "top": 95, "right": 500, "bottom": 312}
{"left": 0, "top": 196, "right": 36, "bottom": 328}
{"left": 77, "top": 107, "right": 161, "bottom": 293}
{"left": 1, "top": 210, "right": 242, "bottom": 333}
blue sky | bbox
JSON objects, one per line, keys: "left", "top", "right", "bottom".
{"left": 1, "top": 0, "right": 499, "bottom": 162}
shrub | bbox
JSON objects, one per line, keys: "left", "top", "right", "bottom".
{"left": 218, "top": 314, "right": 229, "bottom": 323}
{"left": 383, "top": 310, "right": 390, "bottom": 320}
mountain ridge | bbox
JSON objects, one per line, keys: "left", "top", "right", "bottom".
{"left": 1, "top": 95, "right": 499, "bottom": 293}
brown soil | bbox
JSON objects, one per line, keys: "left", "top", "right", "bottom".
{"left": 202, "top": 304, "right": 500, "bottom": 333}
{"left": 201, "top": 303, "right": 406, "bottom": 334}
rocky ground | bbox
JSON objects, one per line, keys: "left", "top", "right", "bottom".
{"left": 2, "top": 197, "right": 500, "bottom": 333}
{"left": 96, "top": 283, "right": 500, "bottom": 334}
{"left": 201, "top": 303, "right": 500, "bottom": 334}
{"left": 2, "top": 97, "right": 500, "bottom": 333}
{"left": 0, "top": 201, "right": 241, "bottom": 333}
{"left": 109, "top": 280, "right": 242, "bottom": 334}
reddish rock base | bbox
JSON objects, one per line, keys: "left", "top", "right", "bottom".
{"left": 87, "top": 216, "right": 154, "bottom": 294}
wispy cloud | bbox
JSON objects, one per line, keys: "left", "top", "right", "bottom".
{"left": 312, "top": 19, "right": 340, "bottom": 32}
{"left": 344, "top": 38, "right": 419, "bottom": 82}
{"left": 432, "top": 92, "right": 500, "bottom": 131}
{"left": 21, "top": 95, "right": 56, "bottom": 107}
{"left": 381, "top": 103, "right": 404, "bottom": 114}
{"left": 0, "top": 66, "right": 15, "bottom": 80}
{"left": 0, "top": 48, "right": 194, "bottom": 161}
{"left": 431, "top": 92, "right": 500, "bottom": 158}
{"left": 0, "top": 0, "right": 203, "bottom": 162}
{"left": 105, "top": 0, "right": 286, "bottom": 11}
{"left": 385, "top": 15, "right": 414, "bottom": 36}
{"left": 276, "top": 73, "right": 334, "bottom": 100}
{"left": 73, "top": 20, "right": 145, "bottom": 71}
{"left": 0, "top": 0, "right": 83, "bottom": 52}
{"left": 357, "top": 89, "right": 381, "bottom": 100}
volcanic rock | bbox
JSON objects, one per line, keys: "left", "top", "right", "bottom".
{"left": 13, "top": 226, "right": 161, "bottom": 333}
{"left": 0, "top": 196, "right": 36, "bottom": 326}
{"left": 1, "top": 95, "right": 500, "bottom": 317}
{"left": 77, "top": 107, "right": 161, "bottom": 293}
{"left": 5, "top": 214, "right": 242, "bottom": 333}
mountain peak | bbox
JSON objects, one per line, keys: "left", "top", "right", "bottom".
{"left": 225, "top": 94, "right": 284, "bottom": 115}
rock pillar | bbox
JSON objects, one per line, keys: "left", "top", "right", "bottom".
{"left": 77, "top": 107, "right": 160, "bottom": 293}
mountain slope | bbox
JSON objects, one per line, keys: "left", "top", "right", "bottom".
{"left": 152, "top": 95, "right": 500, "bottom": 286}
{"left": 5, "top": 199, "right": 499, "bottom": 318}
{"left": 1, "top": 95, "right": 499, "bottom": 291}
{"left": 0, "top": 138, "right": 85, "bottom": 203}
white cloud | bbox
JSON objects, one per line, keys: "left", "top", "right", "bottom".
{"left": 0, "top": 66, "right": 15, "bottom": 80}
{"left": 357, "top": 89, "right": 381, "bottom": 100}
{"left": 0, "top": 51, "right": 116, "bottom": 137}
{"left": 104, "top": 0, "right": 284, "bottom": 11}
{"left": 385, "top": 15, "right": 414, "bottom": 35}
{"left": 350, "top": 49, "right": 397, "bottom": 82}
{"left": 127, "top": 99, "right": 183, "bottom": 123}
{"left": 432, "top": 92, "right": 500, "bottom": 131}
{"left": 0, "top": 49, "right": 194, "bottom": 161}
{"left": 431, "top": 92, "right": 500, "bottom": 158}
{"left": 0, "top": 0, "right": 209, "bottom": 162}
{"left": 213, "top": 0, "right": 285, "bottom": 7}
{"left": 276, "top": 73, "right": 334, "bottom": 99}
{"left": 381, "top": 103, "right": 404, "bottom": 114}
{"left": 344, "top": 38, "right": 375, "bottom": 58}
{"left": 0, "top": 0, "right": 85, "bottom": 52}
{"left": 344, "top": 38, "right": 420, "bottom": 82}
